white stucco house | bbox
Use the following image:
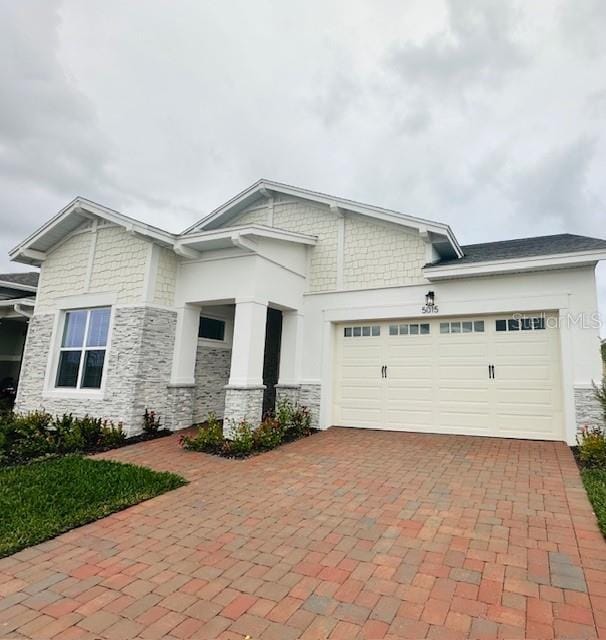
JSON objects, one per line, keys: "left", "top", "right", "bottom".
{"left": 9, "top": 180, "right": 606, "bottom": 444}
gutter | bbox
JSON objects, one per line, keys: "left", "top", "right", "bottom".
{"left": 13, "top": 302, "right": 34, "bottom": 319}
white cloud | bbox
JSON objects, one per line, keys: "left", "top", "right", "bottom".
{"left": 0, "top": 0, "right": 604, "bottom": 333}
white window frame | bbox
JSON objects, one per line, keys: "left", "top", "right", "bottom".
{"left": 197, "top": 309, "right": 234, "bottom": 349}
{"left": 44, "top": 302, "right": 114, "bottom": 399}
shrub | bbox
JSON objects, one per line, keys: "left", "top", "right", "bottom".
{"left": 73, "top": 416, "right": 104, "bottom": 450}
{"left": 254, "top": 416, "right": 284, "bottom": 450}
{"left": 143, "top": 409, "right": 162, "bottom": 435}
{"left": 0, "top": 411, "right": 135, "bottom": 466}
{"left": 276, "top": 399, "right": 312, "bottom": 440}
{"left": 53, "top": 414, "right": 83, "bottom": 453}
{"left": 577, "top": 425, "right": 606, "bottom": 468}
{"left": 594, "top": 377, "right": 606, "bottom": 424}
{"left": 1, "top": 412, "right": 54, "bottom": 464}
{"left": 181, "top": 413, "right": 224, "bottom": 454}
{"left": 227, "top": 420, "right": 255, "bottom": 457}
{"left": 100, "top": 421, "right": 126, "bottom": 447}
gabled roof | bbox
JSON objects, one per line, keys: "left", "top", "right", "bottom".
{"left": 426, "top": 234, "right": 606, "bottom": 267}
{"left": 10, "top": 197, "right": 176, "bottom": 266}
{"left": 182, "top": 179, "right": 463, "bottom": 260}
{"left": 0, "top": 272, "right": 39, "bottom": 290}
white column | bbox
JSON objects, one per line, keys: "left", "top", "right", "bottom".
{"left": 228, "top": 299, "right": 268, "bottom": 386}
{"left": 278, "top": 310, "right": 304, "bottom": 386}
{"left": 169, "top": 304, "right": 200, "bottom": 385}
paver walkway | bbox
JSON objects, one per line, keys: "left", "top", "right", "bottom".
{"left": 1, "top": 428, "right": 605, "bottom": 639}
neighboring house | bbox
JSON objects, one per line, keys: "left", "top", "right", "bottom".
{"left": 0, "top": 272, "right": 38, "bottom": 394}
{"left": 9, "top": 180, "right": 606, "bottom": 444}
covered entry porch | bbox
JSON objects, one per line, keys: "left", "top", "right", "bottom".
{"left": 166, "top": 226, "right": 314, "bottom": 434}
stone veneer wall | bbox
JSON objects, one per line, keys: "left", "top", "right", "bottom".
{"left": 275, "top": 384, "right": 301, "bottom": 406}
{"left": 223, "top": 386, "right": 265, "bottom": 436}
{"left": 574, "top": 386, "right": 604, "bottom": 432}
{"left": 165, "top": 386, "right": 195, "bottom": 431}
{"left": 275, "top": 383, "right": 321, "bottom": 429}
{"left": 193, "top": 344, "right": 232, "bottom": 423}
{"left": 16, "top": 306, "right": 177, "bottom": 436}
{"left": 299, "top": 384, "right": 322, "bottom": 429}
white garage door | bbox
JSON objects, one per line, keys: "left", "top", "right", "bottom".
{"left": 333, "top": 313, "right": 564, "bottom": 440}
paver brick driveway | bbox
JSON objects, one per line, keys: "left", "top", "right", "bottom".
{"left": 1, "top": 428, "right": 606, "bottom": 639}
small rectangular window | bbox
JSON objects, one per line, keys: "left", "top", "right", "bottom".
{"left": 371, "top": 325, "right": 380, "bottom": 336}
{"left": 533, "top": 317, "right": 545, "bottom": 330}
{"left": 508, "top": 319, "right": 520, "bottom": 331}
{"left": 399, "top": 324, "right": 409, "bottom": 335}
{"left": 389, "top": 325, "right": 398, "bottom": 336}
{"left": 496, "top": 320, "right": 507, "bottom": 332}
{"left": 474, "top": 321, "right": 485, "bottom": 333}
{"left": 420, "top": 324, "right": 430, "bottom": 335}
{"left": 362, "top": 326, "right": 371, "bottom": 337}
{"left": 440, "top": 323, "right": 450, "bottom": 334}
{"left": 56, "top": 307, "right": 110, "bottom": 390}
{"left": 462, "top": 321, "right": 473, "bottom": 333}
{"left": 521, "top": 318, "right": 532, "bottom": 331}
{"left": 409, "top": 324, "right": 419, "bottom": 335}
{"left": 353, "top": 326, "right": 362, "bottom": 337}
{"left": 344, "top": 327, "right": 352, "bottom": 337}
{"left": 451, "top": 322, "right": 461, "bottom": 334}
{"left": 199, "top": 316, "right": 226, "bottom": 341}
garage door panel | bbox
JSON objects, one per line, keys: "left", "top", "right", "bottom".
{"left": 385, "top": 386, "right": 433, "bottom": 400}
{"left": 496, "top": 415, "right": 559, "bottom": 437}
{"left": 497, "top": 388, "right": 554, "bottom": 404}
{"left": 385, "top": 410, "right": 433, "bottom": 426}
{"left": 495, "top": 365, "right": 552, "bottom": 382}
{"left": 388, "top": 366, "right": 433, "bottom": 380}
{"left": 340, "top": 367, "right": 381, "bottom": 381}
{"left": 438, "top": 344, "right": 489, "bottom": 359}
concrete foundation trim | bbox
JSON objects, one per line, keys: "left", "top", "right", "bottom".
{"left": 574, "top": 385, "right": 604, "bottom": 432}
{"left": 223, "top": 385, "right": 265, "bottom": 436}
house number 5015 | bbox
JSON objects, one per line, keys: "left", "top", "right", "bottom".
{"left": 421, "top": 305, "right": 439, "bottom": 314}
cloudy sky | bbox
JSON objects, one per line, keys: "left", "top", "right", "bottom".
{"left": 1, "top": 0, "right": 605, "bottom": 329}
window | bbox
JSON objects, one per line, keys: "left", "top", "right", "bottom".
{"left": 496, "top": 316, "right": 546, "bottom": 332}
{"left": 388, "top": 323, "right": 430, "bottom": 336}
{"left": 344, "top": 325, "right": 381, "bottom": 337}
{"left": 199, "top": 316, "right": 226, "bottom": 341}
{"left": 56, "top": 307, "right": 110, "bottom": 389}
{"left": 440, "top": 319, "right": 485, "bottom": 334}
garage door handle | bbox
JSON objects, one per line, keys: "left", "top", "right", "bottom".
{"left": 384, "top": 365, "right": 388, "bottom": 379}
{"left": 491, "top": 365, "right": 495, "bottom": 379}
{"left": 381, "top": 365, "right": 386, "bottom": 378}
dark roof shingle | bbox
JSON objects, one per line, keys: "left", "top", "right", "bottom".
{"left": 427, "top": 233, "right": 606, "bottom": 267}
{"left": 0, "top": 272, "right": 39, "bottom": 288}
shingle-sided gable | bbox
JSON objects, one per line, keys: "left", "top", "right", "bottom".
{"left": 228, "top": 194, "right": 428, "bottom": 292}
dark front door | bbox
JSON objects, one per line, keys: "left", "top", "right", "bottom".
{"left": 262, "top": 307, "right": 283, "bottom": 416}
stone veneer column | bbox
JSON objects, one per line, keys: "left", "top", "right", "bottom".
{"left": 223, "top": 299, "right": 268, "bottom": 435}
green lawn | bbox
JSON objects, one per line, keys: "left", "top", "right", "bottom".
{"left": 581, "top": 467, "right": 606, "bottom": 536}
{"left": 0, "top": 456, "right": 186, "bottom": 557}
